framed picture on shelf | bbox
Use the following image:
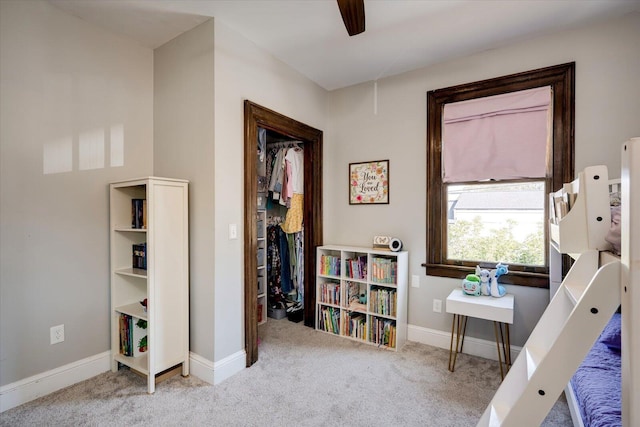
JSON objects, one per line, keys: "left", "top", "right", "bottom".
{"left": 349, "top": 160, "right": 389, "bottom": 205}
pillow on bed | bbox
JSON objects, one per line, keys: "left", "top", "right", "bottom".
{"left": 599, "top": 312, "right": 622, "bottom": 352}
{"left": 605, "top": 206, "right": 621, "bottom": 255}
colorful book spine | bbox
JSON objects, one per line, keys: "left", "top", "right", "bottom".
{"left": 320, "top": 282, "right": 340, "bottom": 305}
{"left": 318, "top": 306, "right": 340, "bottom": 335}
{"left": 320, "top": 254, "right": 341, "bottom": 276}
{"left": 346, "top": 312, "right": 366, "bottom": 340}
{"left": 119, "top": 313, "right": 148, "bottom": 357}
{"left": 369, "top": 317, "right": 396, "bottom": 348}
{"left": 371, "top": 257, "right": 397, "bottom": 284}
{"left": 369, "top": 287, "right": 397, "bottom": 316}
{"left": 345, "top": 255, "right": 368, "bottom": 280}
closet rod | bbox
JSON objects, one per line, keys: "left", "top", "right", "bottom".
{"left": 267, "top": 140, "right": 303, "bottom": 148}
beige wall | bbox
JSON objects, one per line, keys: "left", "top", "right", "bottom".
{"left": 153, "top": 17, "right": 330, "bottom": 365}
{"left": 325, "top": 12, "right": 640, "bottom": 346}
{"left": 212, "top": 20, "right": 328, "bottom": 362}
{"left": 154, "top": 19, "right": 216, "bottom": 362}
{"left": 0, "top": 0, "right": 153, "bottom": 385}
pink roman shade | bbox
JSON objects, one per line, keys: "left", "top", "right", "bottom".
{"left": 442, "top": 86, "right": 551, "bottom": 183}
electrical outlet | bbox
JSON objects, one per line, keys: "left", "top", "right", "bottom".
{"left": 433, "top": 299, "right": 442, "bottom": 313}
{"left": 50, "top": 324, "right": 64, "bottom": 345}
{"left": 411, "top": 274, "right": 420, "bottom": 288}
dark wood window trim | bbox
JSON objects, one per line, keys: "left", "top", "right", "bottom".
{"left": 423, "top": 63, "right": 575, "bottom": 288}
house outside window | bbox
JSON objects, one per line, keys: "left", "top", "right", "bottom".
{"left": 424, "top": 63, "right": 575, "bottom": 288}
{"left": 447, "top": 181, "right": 545, "bottom": 267}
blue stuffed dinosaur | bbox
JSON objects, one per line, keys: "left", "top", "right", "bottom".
{"left": 490, "top": 263, "right": 508, "bottom": 298}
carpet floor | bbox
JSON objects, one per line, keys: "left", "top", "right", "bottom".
{"left": 0, "top": 318, "right": 572, "bottom": 426}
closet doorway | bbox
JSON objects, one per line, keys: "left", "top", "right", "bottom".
{"left": 243, "top": 101, "right": 323, "bottom": 366}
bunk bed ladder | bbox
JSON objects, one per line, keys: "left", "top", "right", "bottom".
{"left": 477, "top": 250, "right": 621, "bottom": 427}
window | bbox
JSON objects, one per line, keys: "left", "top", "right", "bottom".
{"left": 424, "top": 63, "right": 575, "bottom": 287}
{"left": 447, "top": 181, "right": 546, "bottom": 266}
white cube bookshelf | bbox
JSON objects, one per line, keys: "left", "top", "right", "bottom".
{"left": 316, "top": 245, "right": 408, "bottom": 351}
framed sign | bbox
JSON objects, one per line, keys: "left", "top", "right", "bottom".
{"left": 349, "top": 160, "right": 389, "bottom": 204}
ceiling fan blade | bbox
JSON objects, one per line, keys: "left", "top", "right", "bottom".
{"left": 337, "top": 0, "right": 365, "bottom": 36}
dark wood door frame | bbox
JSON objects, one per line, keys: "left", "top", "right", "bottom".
{"left": 244, "top": 100, "right": 323, "bottom": 367}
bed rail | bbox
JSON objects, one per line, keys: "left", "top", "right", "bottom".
{"left": 549, "top": 165, "right": 613, "bottom": 258}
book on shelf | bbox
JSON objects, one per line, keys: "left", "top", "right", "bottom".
{"left": 345, "top": 255, "right": 367, "bottom": 280}
{"left": 370, "top": 317, "right": 396, "bottom": 348}
{"left": 371, "top": 257, "right": 397, "bottom": 284}
{"left": 346, "top": 281, "right": 367, "bottom": 311}
{"left": 345, "top": 312, "right": 366, "bottom": 340}
{"left": 553, "top": 195, "right": 569, "bottom": 220}
{"left": 132, "top": 243, "right": 147, "bottom": 270}
{"left": 369, "top": 287, "right": 397, "bottom": 317}
{"left": 320, "top": 281, "right": 340, "bottom": 305}
{"left": 131, "top": 199, "right": 147, "bottom": 229}
{"left": 119, "top": 313, "right": 148, "bottom": 357}
{"left": 319, "top": 254, "right": 341, "bottom": 276}
{"left": 318, "top": 306, "right": 340, "bottom": 334}
{"left": 551, "top": 185, "right": 578, "bottom": 223}
{"left": 119, "top": 313, "right": 129, "bottom": 356}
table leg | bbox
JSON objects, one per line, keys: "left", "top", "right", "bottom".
{"left": 448, "top": 314, "right": 456, "bottom": 372}
{"left": 493, "top": 322, "right": 512, "bottom": 380}
{"left": 459, "top": 315, "right": 468, "bottom": 353}
{"left": 448, "top": 314, "right": 467, "bottom": 372}
{"left": 493, "top": 321, "right": 505, "bottom": 380}
{"left": 504, "top": 323, "right": 512, "bottom": 367}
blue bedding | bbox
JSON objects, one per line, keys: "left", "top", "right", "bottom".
{"left": 570, "top": 313, "right": 622, "bottom": 427}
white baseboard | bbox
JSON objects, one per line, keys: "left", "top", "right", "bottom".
{"left": 189, "top": 350, "right": 246, "bottom": 386}
{"left": 1, "top": 349, "right": 247, "bottom": 413}
{"left": 188, "top": 352, "right": 216, "bottom": 385}
{"left": 407, "top": 324, "right": 521, "bottom": 362}
{"left": 0, "top": 351, "right": 111, "bottom": 413}
{"left": 2, "top": 327, "right": 516, "bottom": 414}
{"left": 213, "top": 350, "right": 246, "bottom": 384}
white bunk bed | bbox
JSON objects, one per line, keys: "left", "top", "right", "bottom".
{"left": 477, "top": 137, "right": 639, "bottom": 427}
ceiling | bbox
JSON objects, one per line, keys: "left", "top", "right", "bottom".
{"left": 48, "top": 0, "right": 640, "bottom": 91}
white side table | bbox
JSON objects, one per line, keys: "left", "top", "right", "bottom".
{"left": 446, "top": 288, "right": 514, "bottom": 380}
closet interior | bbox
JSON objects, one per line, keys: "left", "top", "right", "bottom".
{"left": 257, "top": 127, "right": 305, "bottom": 324}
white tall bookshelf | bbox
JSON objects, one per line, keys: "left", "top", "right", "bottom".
{"left": 110, "top": 177, "right": 189, "bottom": 393}
{"left": 316, "top": 245, "right": 408, "bottom": 351}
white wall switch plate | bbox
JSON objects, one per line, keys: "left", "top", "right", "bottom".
{"left": 411, "top": 274, "right": 420, "bottom": 288}
{"left": 433, "top": 299, "right": 442, "bottom": 313}
{"left": 50, "top": 324, "right": 64, "bottom": 344}
{"left": 229, "top": 223, "right": 237, "bottom": 240}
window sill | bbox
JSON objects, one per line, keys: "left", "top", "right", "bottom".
{"left": 421, "top": 263, "right": 549, "bottom": 288}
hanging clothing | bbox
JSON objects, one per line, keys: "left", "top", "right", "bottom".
{"left": 278, "top": 227, "right": 292, "bottom": 294}
{"left": 268, "top": 148, "right": 286, "bottom": 194}
{"left": 284, "top": 147, "right": 304, "bottom": 194}
{"left": 266, "top": 223, "right": 293, "bottom": 303}
{"left": 267, "top": 224, "right": 281, "bottom": 293}
{"left": 295, "top": 229, "right": 304, "bottom": 302}
{"left": 281, "top": 193, "right": 303, "bottom": 234}
{"left": 257, "top": 128, "right": 266, "bottom": 163}
{"left": 264, "top": 141, "right": 305, "bottom": 308}
{"left": 280, "top": 157, "right": 293, "bottom": 207}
